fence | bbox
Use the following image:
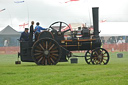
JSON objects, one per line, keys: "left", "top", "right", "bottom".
{"left": 0, "top": 43, "right": 128, "bottom": 54}
{"left": 0, "top": 46, "right": 20, "bottom": 54}
{"left": 103, "top": 43, "right": 128, "bottom": 52}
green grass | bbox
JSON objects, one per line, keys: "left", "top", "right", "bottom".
{"left": 0, "top": 52, "right": 128, "bottom": 85}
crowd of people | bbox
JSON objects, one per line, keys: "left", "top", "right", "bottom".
{"left": 101, "top": 36, "right": 128, "bottom": 52}
{"left": 20, "top": 21, "right": 47, "bottom": 42}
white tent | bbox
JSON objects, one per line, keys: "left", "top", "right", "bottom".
{"left": 99, "top": 22, "right": 128, "bottom": 36}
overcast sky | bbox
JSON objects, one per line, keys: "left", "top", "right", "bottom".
{"left": 0, "top": 0, "right": 128, "bottom": 32}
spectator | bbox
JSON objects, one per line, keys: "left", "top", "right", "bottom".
{"left": 117, "top": 38, "right": 125, "bottom": 44}
{"left": 117, "top": 38, "right": 125, "bottom": 52}
{"left": 4, "top": 39, "right": 9, "bottom": 47}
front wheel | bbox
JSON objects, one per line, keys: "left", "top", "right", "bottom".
{"left": 91, "top": 48, "right": 110, "bottom": 65}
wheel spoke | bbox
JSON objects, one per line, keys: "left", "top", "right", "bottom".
{"left": 99, "top": 50, "right": 103, "bottom": 55}
{"left": 103, "top": 59, "right": 107, "bottom": 61}
{"left": 98, "top": 59, "right": 101, "bottom": 64}
{"left": 35, "top": 50, "right": 43, "bottom": 53}
{"left": 88, "top": 61, "right": 91, "bottom": 63}
{"left": 50, "top": 50, "right": 58, "bottom": 53}
{"left": 47, "top": 58, "right": 51, "bottom": 65}
{"left": 63, "top": 29, "right": 70, "bottom": 33}
{"left": 41, "top": 57, "right": 45, "bottom": 65}
{"left": 39, "top": 44, "right": 45, "bottom": 50}
{"left": 46, "top": 41, "right": 48, "bottom": 50}
{"left": 93, "top": 54, "right": 97, "bottom": 57}
{"left": 103, "top": 52, "right": 107, "bottom": 55}
{"left": 45, "top": 59, "right": 47, "bottom": 65}
{"left": 102, "top": 60, "right": 105, "bottom": 64}
{"left": 49, "top": 44, "right": 55, "bottom": 50}
{"left": 48, "top": 42, "right": 52, "bottom": 49}
{"left": 95, "top": 51, "right": 98, "bottom": 56}
{"left": 50, "top": 55, "right": 57, "bottom": 60}
{"left": 92, "top": 57, "right": 99, "bottom": 64}
{"left": 94, "top": 59, "right": 97, "bottom": 64}
{"left": 38, "top": 57, "right": 43, "bottom": 63}
{"left": 49, "top": 26, "right": 54, "bottom": 30}
{"left": 50, "top": 58, "right": 55, "bottom": 64}
{"left": 51, "top": 46, "right": 57, "bottom": 51}
{"left": 35, "top": 54, "right": 43, "bottom": 59}
{"left": 43, "top": 42, "right": 46, "bottom": 49}
{"left": 93, "top": 57, "right": 97, "bottom": 59}
{"left": 52, "top": 53, "right": 59, "bottom": 56}
{"left": 86, "top": 58, "right": 91, "bottom": 60}
{"left": 95, "top": 52, "right": 99, "bottom": 56}
{"left": 102, "top": 59, "right": 107, "bottom": 63}
{"left": 34, "top": 53, "right": 42, "bottom": 56}
{"left": 59, "top": 22, "right": 62, "bottom": 32}
{"left": 36, "top": 46, "right": 41, "bottom": 50}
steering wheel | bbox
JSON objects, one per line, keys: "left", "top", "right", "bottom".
{"left": 49, "top": 21, "right": 71, "bottom": 35}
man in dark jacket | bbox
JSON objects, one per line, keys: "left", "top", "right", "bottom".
{"left": 20, "top": 28, "right": 29, "bottom": 41}
{"left": 29, "top": 21, "right": 34, "bottom": 42}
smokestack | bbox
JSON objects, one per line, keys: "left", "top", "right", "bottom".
{"left": 92, "top": 7, "right": 99, "bottom": 37}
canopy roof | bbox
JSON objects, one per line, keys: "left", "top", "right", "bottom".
{"left": 0, "top": 25, "right": 20, "bottom": 35}
{"left": 99, "top": 22, "right": 128, "bottom": 36}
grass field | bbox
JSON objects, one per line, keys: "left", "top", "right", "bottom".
{"left": 0, "top": 52, "right": 128, "bottom": 85}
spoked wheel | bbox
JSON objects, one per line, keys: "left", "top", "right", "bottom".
{"left": 32, "top": 38, "right": 61, "bottom": 65}
{"left": 85, "top": 50, "right": 92, "bottom": 64}
{"left": 49, "top": 21, "right": 71, "bottom": 35}
{"left": 91, "top": 48, "right": 109, "bottom": 65}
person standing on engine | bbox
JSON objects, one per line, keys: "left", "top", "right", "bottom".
{"left": 29, "top": 21, "right": 34, "bottom": 42}
{"left": 81, "top": 24, "right": 89, "bottom": 37}
{"left": 34, "top": 22, "right": 47, "bottom": 33}
{"left": 34, "top": 22, "right": 47, "bottom": 40}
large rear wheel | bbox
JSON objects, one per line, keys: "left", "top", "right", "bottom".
{"left": 32, "top": 38, "right": 61, "bottom": 65}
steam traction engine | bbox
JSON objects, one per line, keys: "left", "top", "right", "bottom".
{"left": 16, "top": 7, "right": 110, "bottom": 65}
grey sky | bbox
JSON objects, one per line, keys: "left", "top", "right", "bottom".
{"left": 0, "top": 0, "right": 128, "bottom": 32}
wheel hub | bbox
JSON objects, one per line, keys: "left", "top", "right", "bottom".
{"left": 98, "top": 55, "right": 102, "bottom": 59}
{"left": 44, "top": 50, "right": 49, "bottom": 56}
{"left": 58, "top": 31, "right": 62, "bottom": 36}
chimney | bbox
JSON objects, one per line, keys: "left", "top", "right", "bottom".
{"left": 92, "top": 7, "right": 99, "bottom": 37}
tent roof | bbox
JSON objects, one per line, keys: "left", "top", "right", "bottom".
{"left": 99, "top": 22, "right": 128, "bottom": 36}
{"left": 0, "top": 25, "right": 20, "bottom": 35}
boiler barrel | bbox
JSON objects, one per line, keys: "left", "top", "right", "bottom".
{"left": 63, "top": 38, "right": 101, "bottom": 51}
